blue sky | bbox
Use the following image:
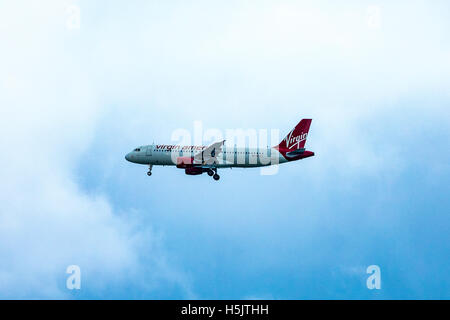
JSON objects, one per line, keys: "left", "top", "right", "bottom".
{"left": 0, "top": 0, "right": 449, "bottom": 299}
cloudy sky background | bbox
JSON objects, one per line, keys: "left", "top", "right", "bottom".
{"left": 0, "top": 0, "right": 449, "bottom": 299}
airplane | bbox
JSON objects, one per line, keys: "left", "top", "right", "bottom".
{"left": 125, "top": 118, "right": 314, "bottom": 181}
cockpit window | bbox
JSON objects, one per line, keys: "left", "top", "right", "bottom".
{"left": 134, "top": 148, "right": 141, "bottom": 152}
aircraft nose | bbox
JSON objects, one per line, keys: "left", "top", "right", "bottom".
{"left": 125, "top": 153, "right": 131, "bottom": 162}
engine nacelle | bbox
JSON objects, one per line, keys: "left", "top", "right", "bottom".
{"left": 185, "top": 167, "right": 203, "bottom": 175}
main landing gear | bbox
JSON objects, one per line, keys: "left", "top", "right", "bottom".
{"left": 147, "top": 164, "right": 153, "bottom": 176}
{"left": 210, "top": 168, "right": 220, "bottom": 181}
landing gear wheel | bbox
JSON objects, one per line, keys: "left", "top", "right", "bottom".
{"left": 147, "top": 171, "right": 152, "bottom": 176}
{"left": 207, "top": 170, "right": 214, "bottom": 176}
{"left": 213, "top": 174, "right": 220, "bottom": 181}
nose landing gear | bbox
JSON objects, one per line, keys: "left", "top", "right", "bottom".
{"left": 147, "top": 164, "right": 153, "bottom": 176}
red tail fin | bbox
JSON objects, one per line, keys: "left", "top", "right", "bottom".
{"left": 276, "top": 119, "right": 312, "bottom": 150}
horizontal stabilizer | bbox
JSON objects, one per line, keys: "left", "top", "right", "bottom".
{"left": 286, "top": 148, "right": 305, "bottom": 157}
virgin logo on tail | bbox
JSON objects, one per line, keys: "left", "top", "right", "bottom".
{"left": 276, "top": 119, "right": 312, "bottom": 151}
{"left": 285, "top": 131, "right": 308, "bottom": 150}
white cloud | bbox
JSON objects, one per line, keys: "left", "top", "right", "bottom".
{"left": 82, "top": 0, "right": 449, "bottom": 179}
{"left": 0, "top": 0, "right": 449, "bottom": 298}
{"left": 0, "top": 0, "right": 191, "bottom": 298}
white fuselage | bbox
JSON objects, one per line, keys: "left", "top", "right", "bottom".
{"left": 125, "top": 144, "right": 288, "bottom": 168}
{"left": 125, "top": 119, "right": 314, "bottom": 180}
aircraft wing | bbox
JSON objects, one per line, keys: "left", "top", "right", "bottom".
{"left": 194, "top": 140, "right": 225, "bottom": 165}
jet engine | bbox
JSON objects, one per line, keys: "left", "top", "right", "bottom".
{"left": 185, "top": 167, "right": 203, "bottom": 175}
